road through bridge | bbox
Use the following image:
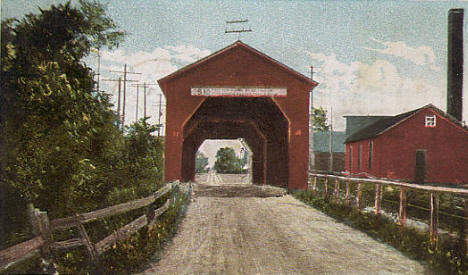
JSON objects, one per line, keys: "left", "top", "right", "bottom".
{"left": 138, "top": 173, "right": 427, "bottom": 274}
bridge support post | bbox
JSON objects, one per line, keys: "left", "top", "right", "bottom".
{"left": 430, "top": 192, "right": 439, "bottom": 248}
{"left": 374, "top": 184, "right": 382, "bottom": 217}
{"left": 398, "top": 188, "right": 407, "bottom": 228}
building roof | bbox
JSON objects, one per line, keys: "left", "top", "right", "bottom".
{"left": 344, "top": 115, "right": 392, "bottom": 138}
{"left": 158, "top": 40, "right": 318, "bottom": 87}
{"left": 313, "top": 131, "right": 346, "bottom": 152}
{"left": 345, "top": 104, "right": 468, "bottom": 143}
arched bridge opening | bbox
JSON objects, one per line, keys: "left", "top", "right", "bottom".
{"left": 182, "top": 98, "right": 289, "bottom": 187}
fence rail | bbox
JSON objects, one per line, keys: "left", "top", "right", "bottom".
{"left": 309, "top": 173, "right": 468, "bottom": 247}
{"left": 0, "top": 181, "right": 180, "bottom": 273}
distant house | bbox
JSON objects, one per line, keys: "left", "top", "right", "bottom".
{"left": 312, "top": 131, "right": 346, "bottom": 172}
{"left": 344, "top": 104, "right": 468, "bottom": 184}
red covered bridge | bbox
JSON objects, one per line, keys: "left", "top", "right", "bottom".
{"left": 158, "top": 41, "right": 317, "bottom": 189}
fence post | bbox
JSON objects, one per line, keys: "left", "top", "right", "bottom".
{"left": 345, "top": 181, "right": 350, "bottom": 206}
{"left": 334, "top": 179, "right": 340, "bottom": 203}
{"left": 374, "top": 183, "right": 382, "bottom": 217}
{"left": 324, "top": 177, "right": 329, "bottom": 198}
{"left": 77, "top": 220, "right": 101, "bottom": 271}
{"left": 399, "top": 188, "right": 407, "bottom": 228}
{"left": 312, "top": 176, "right": 317, "bottom": 194}
{"left": 356, "top": 183, "right": 362, "bottom": 213}
{"left": 430, "top": 192, "right": 439, "bottom": 247}
{"left": 29, "top": 206, "right": 57, "bottom": 274}
{"left": 464, "top": 196, "right": 468, "bottom": 255}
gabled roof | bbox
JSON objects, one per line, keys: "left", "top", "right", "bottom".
{"left": 158, "top": 40, "right": 318, "bottom": 87}
{"left": 345, "top": 104, "right": 468, "bottom": 143}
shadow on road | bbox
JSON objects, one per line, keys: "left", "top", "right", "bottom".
{"left": 194, "top": 183, "right": 287, "bottom": 198}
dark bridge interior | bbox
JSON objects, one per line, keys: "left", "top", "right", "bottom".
{"left": 182, "top": 98, "right": 289, "bottom": 187}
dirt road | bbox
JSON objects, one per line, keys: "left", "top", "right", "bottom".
{"left": 139, "top": 174, "right": 427, "bottom": 274}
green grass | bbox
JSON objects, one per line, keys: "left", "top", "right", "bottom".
{"left": 292, "top": 188, "right": 468, "bottom": 275}
{"left": 3, "top": 183, "right": 191, "bottom": 274}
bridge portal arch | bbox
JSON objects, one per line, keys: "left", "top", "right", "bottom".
{"left": 158, "top": 41, "right": 317, "bottom": 189}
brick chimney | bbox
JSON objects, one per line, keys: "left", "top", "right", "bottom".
{"left": 447, "top": 8, "right": 464, "bottom": 121}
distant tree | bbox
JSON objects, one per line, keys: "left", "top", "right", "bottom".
{"left": 311, "top": 107, "right": 329, "bottom": 131}
{"left": 240, "top": 148, "right": 248, "bottom": 168}
{"left": 195, "top": 152, "right": 209, "bottom": 173}
{"left": 214, "top": 147, "right": 242, "bottom": 174}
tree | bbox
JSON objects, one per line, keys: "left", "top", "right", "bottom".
{"left": 214, "top": 147, "right": 243, "bottom": 174}
{"left": 311, "top": 107, "right": 329, "bottom": 131}
{"left": 0, "top": 0, "right": 126, "bottom": 233}
{"left": 195, "top": 152, "right": 210, "bottom": 173}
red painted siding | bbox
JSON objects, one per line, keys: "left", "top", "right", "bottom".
{"left": 160, "top": 42, "right": 316, "bottom": 189}
{"left": 346, "top": 107, "right": 468, "bottom": 184}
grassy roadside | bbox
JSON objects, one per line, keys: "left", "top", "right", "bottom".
{"left": 291, "top": 189, "right": 468, "bottom": 275}
{"left": 98, "top": 182, "right": 192, "bottom": 274}
{"left": 3, "top": 183, "right": 192, "bottom": 274}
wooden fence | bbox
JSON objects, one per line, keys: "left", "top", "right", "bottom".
{"left": 0, "top": 181, "right": 181, "bottom": 273}
{"left": 309, "top": 173, "right": 468, "bottom": 247}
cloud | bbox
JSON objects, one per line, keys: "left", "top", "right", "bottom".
{"left": 363, "top": 38, "right": 440, "bottom": 72}
{"left": 165, "top": 45, "right": 211, "bottom": 63}
{"left": 93, "top": 45, "right": 211, "bottom": 128}
{"left": 307, "top": 51, "right": 445, "bottom": 130}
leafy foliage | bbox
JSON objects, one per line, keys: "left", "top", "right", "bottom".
{"left": 0, "top": 0, "right": 162, "bottom": 253}
{"left": 195, "top": 152, "right": 210, "bottom": 173}
{"left": 311, "top": 107, "right": 329, "bottom": 131}
{"left": 0, "top": 2, "right": 173, "bottom": 273}
{"left": 213, "top": 147, "right": 243, "bottom": 174}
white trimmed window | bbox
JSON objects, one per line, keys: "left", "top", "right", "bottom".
{"left": 425, "top": 115, "right": 436, "bottom": 127}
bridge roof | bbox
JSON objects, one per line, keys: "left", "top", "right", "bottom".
{"left": 158, "top": 40, "right": 318, "bottom": 87}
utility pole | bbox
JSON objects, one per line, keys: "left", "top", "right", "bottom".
{"left": 225, "top": 19, "right": 252, "bottom": 40}
{"left": 91, "top": 48, "right": 101, "bottom": 93}
{"left": 309, "top": 66, "right": 315, "bottom": 172}
{"left": 329, "top": 107, "right": 334, "bottom": 173}
{"left": 130, "top": 83, "right": 142, "bottom": 122}
{"left": 152, "top": 94, "right": 166, "bottom": 136}
{"left": 143, "top": 83, "right": 157, "bottom": 118}
{"left": 97, "top": 48, "right": 101, "bottom": 93}
{"left": 117, "top": 78, "right": 121, "bottom": 125}
{"left": 130, "top": 83, "right": 157, "bottom": 122}
{"left": 102, "top": 77, "right": 138, "bottom": 130}
{"left": 158, "top": 93, "right": 163, "bottom": 136}
{"left": 136, "top": 84, "right": 139, "bottom": 121}
{"left": 110, "top": 64, "right": 141, "bottom": 129}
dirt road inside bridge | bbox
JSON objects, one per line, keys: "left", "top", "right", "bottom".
{"left": 139, "top": 174, "right": 428, "bottom": 274}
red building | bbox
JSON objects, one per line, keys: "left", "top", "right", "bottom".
{"left": 345, "top": 104, "right": 468, "bottom": 184}
{"left": 158, "top": 41, "right": 317, "bottom": 189}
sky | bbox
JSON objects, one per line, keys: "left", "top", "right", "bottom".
{"left": 2, "top": 0, "right": 468, "bottom": 162}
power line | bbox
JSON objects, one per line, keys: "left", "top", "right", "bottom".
{"left": 101, "top": 77, "right": 138, "bottom": 129}
{"left": 109, "top": 65, "right": 142, "bottom": 128}
{"left": 152, "top": 96, "right": 166, "bottom": 137}
{"left": 131, "top": 83, "right": 158, "bottom": 120}
{"left": 225, "top": 18, "right": 252, "bottom": 39}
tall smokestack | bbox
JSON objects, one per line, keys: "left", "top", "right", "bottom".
{"left": 447, "top": 8, "right": 464, "bottom": 121}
